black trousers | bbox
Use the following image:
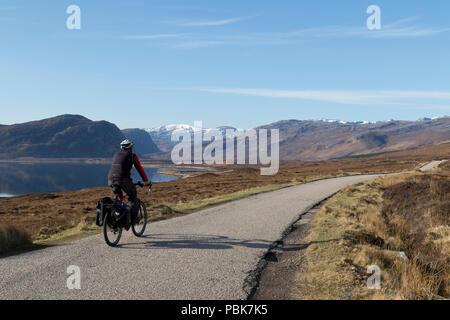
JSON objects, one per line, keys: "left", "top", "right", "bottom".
{"left": 108, "top": 179, "right": 139, "bottom": 221}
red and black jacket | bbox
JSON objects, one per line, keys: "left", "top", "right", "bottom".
{"left": 108, "top": 149, "right": 149, "bottom": 182}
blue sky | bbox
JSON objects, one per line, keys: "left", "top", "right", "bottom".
{"left": 1, "top": 0, "right": 450, "bottom": 129}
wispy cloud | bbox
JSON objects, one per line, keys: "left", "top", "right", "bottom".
{"left": 174, "top": 17, "right": 244, "bottom": 27}
{"left": 172, "top": 37, "right": 302, "bottom": 49}
{"left": 185, "top": 87, "right": 450, "bottom": 105}
{"left": 120, "top": 33, "right": 186, "bottom": 40}
{"left": 119, "top": 17, "right": 449, "bottom": 49}
{"left": 234, "top": 18, "right": 449, "bottom": 42}
{"left": 306, "top": 18, "right": 449, "bottom": 38}
{"left": 172, "top": 40, "right": 231, "bottom": 49}
{"left": 169, "top": 18, "right": 449, "bottom": 49}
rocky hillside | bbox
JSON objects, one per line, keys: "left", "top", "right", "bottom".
{"left": 147, "top": 117, "right": 450, "bottom": 161}
{"left": 257, "top": 117, "right": 450, "bottom": 160}
{"left": 0, "top": 115, "right": 126, "bottom": 158}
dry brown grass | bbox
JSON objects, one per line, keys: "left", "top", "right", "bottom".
{"left": 291, "top": 179, "right": 391, "bottom": 300}
{"left": 380, "top": 171, "right": 449, "bottom": 299}
{"left": 292, "top": 165, "right": 449, "bottom": 300}
{"left": 0, "top": 224, "right": 33, "bottom": 255}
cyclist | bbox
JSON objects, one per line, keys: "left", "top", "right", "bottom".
{"left": 108, "top": 139, "right": 151, "bottom": 230}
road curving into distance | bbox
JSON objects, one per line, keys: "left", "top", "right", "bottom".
{"left": 419, "top": 160, "right": 445, "bottom": 172}
{"left": 0, "top": 174, "right": 383, "bottom": 300}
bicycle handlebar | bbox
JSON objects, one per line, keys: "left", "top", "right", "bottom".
{"left": 135, "top": 181, "right": 152, "bottom": 194}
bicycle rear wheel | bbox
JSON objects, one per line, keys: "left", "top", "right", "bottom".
{"left": 103, "top": 213, "right": 122, "bottom": 247}
{"left": 132, "top": 201, "right": 147, "bottom": 237}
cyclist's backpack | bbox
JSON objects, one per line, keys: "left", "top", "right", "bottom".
{"left": 95, "top": 197, "right": 113, "bottom": 226}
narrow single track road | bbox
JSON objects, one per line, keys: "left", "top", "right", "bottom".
{"left": 0, "top": 175, "right": 380, "bottom": 299}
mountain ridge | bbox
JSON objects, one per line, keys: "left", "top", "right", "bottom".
{"left": 146, "top": 116, "right": 450, "bottom": 161}
{"left": 256, "top": 117, "right": 450, "bottom": 160}
{"left": 0, "top": 114, "right": 125, "bottom": 158}
{"left": 1, "top": 115, "right": 448, "bottom": 161}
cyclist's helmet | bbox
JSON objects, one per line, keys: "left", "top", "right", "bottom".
{"left": 120, "top": 139, "right": 134, "bottom": 150}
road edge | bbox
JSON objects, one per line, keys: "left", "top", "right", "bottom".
{"left": 243, "top": 193, "right": 337, "bottom": 299}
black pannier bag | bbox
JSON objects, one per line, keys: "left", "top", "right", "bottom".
{"left": 111, "top": 201, "right": 131, "bottom": 228}
{"left": 95, "top": 197, "right": 114, "bottom": 226}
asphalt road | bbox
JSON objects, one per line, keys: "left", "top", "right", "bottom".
{"left": 0, "top": 174, "right": 379, "bottom": 300}
{"left": 420, "top": 160, "right": 445, "bottom": 172}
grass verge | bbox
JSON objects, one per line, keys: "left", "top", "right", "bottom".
{"left": 292, "top": 169, "right": 449, "bottom": 300}
{"left": 35, "top": 219, "right": 102, "bottom": 246}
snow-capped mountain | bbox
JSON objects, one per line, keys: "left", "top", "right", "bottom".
{"left": 257, "top": 116, "right": 449, "bottom": 160}
{"left": 143, "top": 116, "right": 449, "bottom": 158}
{"left": 146, "top": 124, "right": 197, "bottom": 143}
{"left": 145, "top": 124, "right": 239, "bottom": 152}
{"left": 146, "top": 116, "right": 449, "bottom": 144}
{"left": 317, "top": 118, "right": 379, "bottom": 124}
{"left": 146, "top": 124, "right": 238, "bottom": 143}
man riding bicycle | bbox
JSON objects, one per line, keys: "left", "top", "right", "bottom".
{"left": 108, "top": 139, "right": 151, "bottom": 230}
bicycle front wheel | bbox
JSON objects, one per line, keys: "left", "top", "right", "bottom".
{"left": 103, "top": 212, "right": 122, "bottom": 247}
{"left": 132, "top": 201, "right": 147, "bottom": 237}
